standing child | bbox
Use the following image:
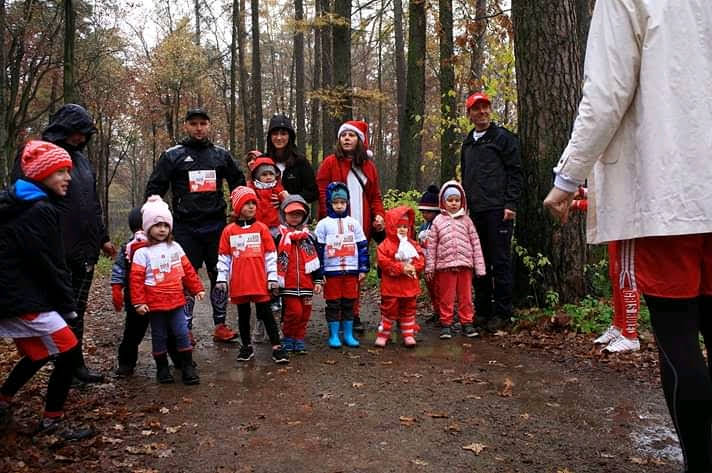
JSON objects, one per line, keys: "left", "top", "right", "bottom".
{"left": 276, "top": 195, "right": 323, "bottom": 353}
{"left": 216, "top": 186, "right": 289, "bottom": 364}
{"left": 130, "top": 196, "right": 204, "bottom": 385}
{"left": 376, "top": 206, "right": 425, "bottom": 347}
{"left": 425, "top": 181, "right": 486, "bottom": 339}
{"left": 315, "top": 182, "right": 370, "bottom": 348}
{"left": 417, "top": 184, "right": 441, "bottom": 324}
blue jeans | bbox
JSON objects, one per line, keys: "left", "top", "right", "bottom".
{"left": 149, "top": 308, "right": 191, "bottom": 355}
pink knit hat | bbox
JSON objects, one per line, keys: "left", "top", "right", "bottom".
{"left": 230, "top": 186, "right": 257, "bottom": 214}
{"left": 21, "top": 140, "right": 72, "bottom": 182}
{"left": 142, "top": 195, "right": 173, "bottom": 232}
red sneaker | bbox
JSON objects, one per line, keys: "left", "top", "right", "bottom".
{"left": 213, "top": 324, "right": 239, "bottom": 343}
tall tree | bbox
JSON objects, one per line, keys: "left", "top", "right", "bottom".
{"left": 251, "top": 0, "right": 264, "bottom": 149}
{"left": 0, "top": 0, "right": 6, "bottom": 184}
{"left": 468, "top": 0, "right": 487, "bottom": 91}
{"left": 439, "top": 0, "right": 457, "bottom": 182}
{"left": 63, "top": 0, "right": 77, "bottom": 103}
{"left": 294, "top": 0, "right": 306, "bottom": 154}
{"left": 392, "top": 0, "right": 406, "bottom": 150}
{"left": 512, "top": 0, "right": 587, "bottom": 303}
{"left": 309, "top": 0, "right": 322, "bottom": 169}
{"left": 319, "top": 0, "right": 334, "bottom": 153}
{"left": 396, "top": 0, "right": 425, "bottom": 190}
{"left": 194, "top": 0, "right": 202, "bottom": 106}
{"left": 229, "top": 0, "right": 238, "bottom": 155}
{"left": 237, "top": 0, "right": 252, "bottom": 150}
{"left": 332, "top": 0, "right": 351, "bottom": 124}
{"left": 575, "top": 0, "right": 595, "bottom": 63}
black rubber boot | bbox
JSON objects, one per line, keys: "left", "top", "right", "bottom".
{"left": 154, "top": 354, "right": 174, "bottom": 384}
{"left": 180, "top": 352, "right": 200, "bottom": 385}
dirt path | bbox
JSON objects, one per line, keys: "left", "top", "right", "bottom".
{"left": 0, "top": 275, "right": 680, "bottom": 472}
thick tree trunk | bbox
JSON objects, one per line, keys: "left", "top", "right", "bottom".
{"left": 251, "top": 0, "right": 265, "bottom": 150}
{"left": 575, "top": 0, "right": 595, "bottom": 65}
{"left": 0, "top": 0, "right": 7, "bottom": 185}
{"left": 294, "top": 0, "right": 305, "bottom": 154}
{"left": 230, "top": 0, "right": 238, "bottom": 155}
{"left": 396, "top": 0, "right": 425, "bottom": 190}
{"left": 392, "top": 0, "right": 406, "bottom": 155}
{"left": 512, "top": 0, "right": 587, "bottom": 304}
{"left": 332, "top": 0, "right": 351, "bottom": 125}
{"left": 63, "top": 0, "right": 77, "bottom": 104}
{"left": 468, "top": 0, "right": 487, "bottom": 91}
{"left": 237, "top": 0, "right": 252, "bottom": 150}
{"left": 320, "top": 0, "right": 334, "bottom": 153}
{"left": 439, "top": 0, "right": 457, "bottom": 183}
{"left": 310, "top": 0, "right": 322, "bottom": 170}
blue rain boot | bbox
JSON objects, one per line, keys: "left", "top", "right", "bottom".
{"left": 342, "top": 320, "right": 360, "bottom": 347}
{"left": 327, "top": 321, "right": 342, "bottom": 348}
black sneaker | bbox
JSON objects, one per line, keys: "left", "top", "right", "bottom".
{"left": 272, "top": 347, "right": 289, "bottom": 364}
{"left": 462, "top": 324, "right": 479, "bottom": 338}
{"left": 37, "top": 417, "right": 95, "bottom": 441}
{"left": 486, "top": 316, "right": 508, "bottom": 333}
{"left": 439, "top": 326, "right": 452, "bottom": 339}
{"left": 115, "top": 364, "right": 134, "bottom": 377}
{"left": 353, "top": 317, "right": 365, "bottom": 334}
{"left": 237, "top": 345, "right": 255, "bottom": 362}
{"left": 426, "top": 313, "right": 440, "bottom": 325}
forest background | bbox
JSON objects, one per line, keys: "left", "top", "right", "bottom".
{"left": 0, "top": 0, "right": 610, "bottom": 321}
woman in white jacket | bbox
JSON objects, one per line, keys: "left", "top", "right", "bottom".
{"left": 544, "top": 1, "right": 712, "bottom": 472}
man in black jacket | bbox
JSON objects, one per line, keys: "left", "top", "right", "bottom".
{"left": 460, "top": 92, "right": 523, "bottom": 332}
{"left": 145, "top": 108, "right": 245, "bottom": 342}
{"left": 12, "top": 104, "right": 116, "bottom": 384}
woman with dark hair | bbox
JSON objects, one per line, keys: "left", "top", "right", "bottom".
{"left": 316, "top": 120, "right": 386, "bottom": 332}
{"left": 266, "top": 115, "right": 318, "bottom": 203}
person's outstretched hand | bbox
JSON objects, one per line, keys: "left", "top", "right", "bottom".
{"left": 543, "top": 187, "right": 575, "bottom": 223}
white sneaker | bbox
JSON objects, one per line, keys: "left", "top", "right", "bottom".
{"left": 593, "top": 326, "right": 621, "bottom": 345}
{"left": 602, "top": 335, "right": 640, "bottom": 354}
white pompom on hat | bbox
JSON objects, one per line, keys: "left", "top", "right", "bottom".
{"left": 142, "top": 195, "right": 173, "bottom": 232}
{"left": 338, "top": 120, "right": 373, "bottom": 158}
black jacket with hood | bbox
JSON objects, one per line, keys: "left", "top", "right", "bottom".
{"left": 145, "top": 137, "right": 245, "bottom": 226}
{"left": 0, "top": 180, "right": 76, "bottom": 319}
{"left": 460, "top": 122, "right": 523, "bottom": 214}
{"left": 266, "top": 115, "right": 318, "bottom": 203}
{"left": 12, "top": 104, "right": 108, "bottom": 266}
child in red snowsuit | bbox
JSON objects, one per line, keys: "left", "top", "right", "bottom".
{"left": 248, "top": 156, "right": 288, "bottom": 234}
{"left": 216, "top": 186, "right": 289, "bottom": 364}
{"left": 376, "top": 206, "right": 425, "bottom": 347}
{"left": 276, "top": 195, "right": 323, "bottom": 354}
{"left": 570, "top": 188, "right": 640, "bottom": 353}
{"left": 130, "top": 195, "right": 204, "bottom": 385}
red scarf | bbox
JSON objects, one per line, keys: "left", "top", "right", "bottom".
{"left": 277, "top": 225, "right": 320, "bottom": 286}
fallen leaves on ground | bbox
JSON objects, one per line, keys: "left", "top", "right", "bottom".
{"left": 462, "top": 443, "right": 487, "bottom": 455}
{"left": 498, "top": 377, "right": 514, "bottom": 397}
{"left": 399, "top": 416, "right": 417, "bottom": 426}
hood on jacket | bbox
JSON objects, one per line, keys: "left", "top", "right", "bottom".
{"left": 279, "top": 194, "right": 310, "bottom": 227}
{"left": 439, "top": 180, "right": 468, "bottom": 213}
{"left": 41, "top": 104, "right": 97, "bottom": 150}
{"left": 267, "top": 114, "right": 296, "bottom": 143}
{"left": 0, "top": 180, "right": 48, "bottom": 221}
{"left": 385, "top": 205, "right": 415, "bottom": 242}
{"left": 325, "top": 181, "right": 350, "bottom": 218}
{"left": 251, "top": 156, "right": 281, "bottom": 181}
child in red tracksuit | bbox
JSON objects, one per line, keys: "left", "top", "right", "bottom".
{"left": 248, "top": 156, "right": 289, "bottom": 235}
{"left": 570, "top": 188, "right": 641, "bottom": 353}
{"left": 425, "top": 181, "right": 486, "bottom": 339}
{"left": 276, "top": 195, "right": 323, "bottom": 354}
{"left": 376, "top": 206, "right": 425, "bottom": 347}
{"left": 216, "top": 186, "right": 289, "bottom": 364}
{"left": 130, "top": 196, "right": 204, "bottom": 385}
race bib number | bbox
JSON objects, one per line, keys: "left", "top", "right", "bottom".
{"left": 230, "top": 233, "right": 262, "bottom": 258}
{"left": 188, "top": 169, "right": 217, "bottom": 192}
{"left": 149, "top": 250, "right": 183, "bottom": 283}
{"left": 326, "top": 232, "right": 357, "bottom": 258}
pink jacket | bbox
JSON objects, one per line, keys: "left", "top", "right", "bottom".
{"left": 424, "top": 181, "right": 486, "bottom": 276}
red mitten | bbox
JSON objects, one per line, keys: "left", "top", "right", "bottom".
{"left": 111, "top": 284, "right": 124, "bottom": 311}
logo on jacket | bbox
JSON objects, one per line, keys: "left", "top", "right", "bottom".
{"left": 184, "top": 156, "right": 194, "bottom": 162}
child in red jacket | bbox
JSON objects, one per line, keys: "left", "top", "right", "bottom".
{"left": 248, "top": 156, "right": 288, "bottom": 235}
{"left": 130, "top": 196, "right": 205, "bottom": 385}
{"left": 276, "top": 195, "right": 323, "bottom": 354}
{"left": 376, "top": 206, "right": 425, "bottom": 347}
{"left": 216, "top": 186, "right": 289, "bottom": 364}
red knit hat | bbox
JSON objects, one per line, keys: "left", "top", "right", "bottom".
{"left": 21, "top": 140, "right": 72, "bottom": 182}
{"left": 230, "top": 186, "right": 257, "bottom": 213}
{"left": 338, "top": 120, "right": 373, "bottom": 158}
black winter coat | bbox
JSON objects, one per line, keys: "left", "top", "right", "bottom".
{"left": 145, "top": 137, "right": 245, "bottom": 226}
{"left": 0, "top": 182, "right": 76, "bottom": 319}
{"left": 280, "top": 159, "right": 318, "bottom": 203}
{"left": 12, "top": 104, "right": 108, "bottom": 266}
{"left": 460, "top": 123, "right": 523, "bottom": 213}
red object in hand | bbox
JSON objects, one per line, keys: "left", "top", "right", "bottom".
{"left": 112, "top": 284, "right": 124, "bottom": 311}
{"left": 570, "top": 199, "right": 588, "bottom": 212}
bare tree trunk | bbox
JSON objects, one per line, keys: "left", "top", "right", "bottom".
{"left": 0, "top": 0, "right": 7, "bottom": 185}
{"left": 237, "top": 0, "right": 252, "bottom": 150}
{"left": 575, "top": 0, "right": 595, "bottom": 64}
{"left": 320, "top": 0, "right": 334, "bottom": 153}
{"left": 468, "top": 0, "right": 487, "bottom": 91}
{"left": 512, "top": 0, "right": 587, "bottom": 304}
{"left": 309, "top": 0, "right": 322, "bottom": 171}
{"left": 396, "top": 0, "right": 425, "bottom": 190}
{"left": 230, "top": 0, "right": 238, "bottom": 155}
{"left": 294, "top": 0, "right": 306, "bottom": 154}
{"left": 439, "top": 0, "right": 457, "bottom": 183}
{"left": 332, "top": 0, "right": 351, "bottom": 124}
{"left": 251, "top": 0, "right": 265, "bottom": 149}
{"left": 63, "top": 0, "right": 77, "bottom": 103}
{"left": 393, "top": 0, "right": 406, "bottom": 148}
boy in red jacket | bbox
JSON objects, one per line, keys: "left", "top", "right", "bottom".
{"left": 376, "top": 206, "right": 425, "bottom": 347}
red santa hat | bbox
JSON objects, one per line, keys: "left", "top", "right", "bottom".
{"left": 230, "top": 186, "right": 257, "bottom": 214}
{"left": 21, "top": 140, "right": 73, "bottom": 182}
{"left": 338, "top": 120, "right": 373, "bottom": 158}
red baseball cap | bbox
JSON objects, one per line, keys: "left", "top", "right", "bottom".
{"left": 466, "top": 92, "right": 491, "bottom": 110}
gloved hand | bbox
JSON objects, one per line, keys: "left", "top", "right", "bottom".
{"left": 215, "top": 282, "right": 228, "bottom": 293}
{"left": 111, "top": 284, "right": 124, "bottom": 311}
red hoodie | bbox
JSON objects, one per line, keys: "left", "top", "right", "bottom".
{"left": 248, "top": 156, "right": 286, "bottom": 228}
{"left": 377, "top": 206, "right": 425, "bottom": 297}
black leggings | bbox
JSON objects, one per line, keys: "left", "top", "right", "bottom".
{"left": 647, "top": 295, "right": 712, "bottom": 472}
{"left": 237, "top": 302, "right": 280, "bottom": 347}
{"left": 0, "top": 347, "right": 78, "bottom": 414}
